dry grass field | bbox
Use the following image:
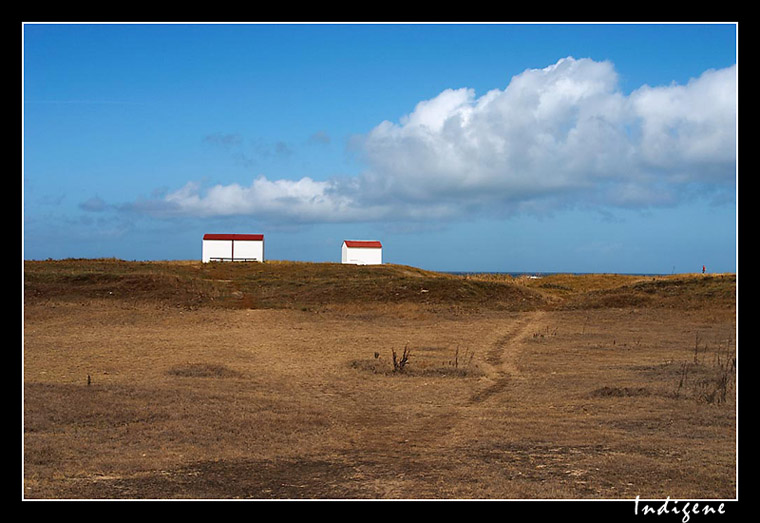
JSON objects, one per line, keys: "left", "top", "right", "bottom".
{"left": 23, "top": 259, "right": 737, "bottom": 501}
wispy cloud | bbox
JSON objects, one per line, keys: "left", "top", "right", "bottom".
{"left": 128, "top": 57, "right": 737, "bottom": 224}
{"left": 308, "top": 130, "right": 331, "bottom": 145}
{"left": 202, "top": 132, "right": 243, "bottom": 148}
{"left": 79, "top": 196, "right": 108, "bottom": 212}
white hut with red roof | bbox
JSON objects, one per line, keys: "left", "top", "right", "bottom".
{"left": 341, "top": 240, "right": 382, "bottom": 265}
{"left": 202, "top": 234, "right": 264, "bottom": 262}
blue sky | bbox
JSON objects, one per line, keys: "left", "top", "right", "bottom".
{"left": 23, "top": 22, "right": 737, "bottom": 273}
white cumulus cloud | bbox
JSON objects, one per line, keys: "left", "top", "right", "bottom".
{"left": 356, "top": 57, "right": 736, "bottom": 211}
{"left": 134, "top": 57, "right": 736, "bottom": 223}
{"left": 158, "top": 177, "right": 360, "bottom": 223}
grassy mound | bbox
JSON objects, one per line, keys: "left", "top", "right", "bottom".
{"left": 23, "top": 259, "right": 735, "bottom": 312}
{"left": 23, "top": 258, "right": 546, "bottom": 311}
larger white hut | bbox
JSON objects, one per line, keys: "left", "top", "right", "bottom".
{"left": 202, "top": 234, "right": 264, "bottom": 262}
{"left": 341, "top": 240, "right": 382, "bottom": 265}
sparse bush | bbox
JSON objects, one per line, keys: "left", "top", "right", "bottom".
{"left": 697, "top": 342, "right": 736, "bottom": 404}
{"left": 450, "top": 346, "right": 475, "bottom": 370}
{"left": 531, "top": 326, "right": 558, "bottom": 341}
{"left": 591, "top": 386, "right": 650, "bottom": 398}
{"left": 392, "top": 346, "right": 411, "bottom": 373}
{"left": 673, "top": 336, "right": 736, "bottom": 404}
{"left": 350, "top": 345, "right": 482, "bottom": 378}
{"left": 167, "top": 363, "right": 241, "bottom": 379}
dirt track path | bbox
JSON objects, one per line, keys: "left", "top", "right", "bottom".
{"left": 397, "top": 311, "right": 546, "bottom": 449}
{"left": 469, "top": 310, "right": 545, "bottom": 404}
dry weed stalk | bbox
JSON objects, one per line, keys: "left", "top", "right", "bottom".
{"left": 675, "top": 335, "right": 736, "bottom": 404}
{"left": 702, "top": 341, "right": 736, "bottom": 404}
{"left": 451, "top": 346, "right": 475, "bottom": 369}
{"left": 392, "top": 346, "right": 411, "bottom": 373}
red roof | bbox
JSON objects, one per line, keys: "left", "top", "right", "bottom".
{"left": 203, "top": 234, "right": 264, "bottom": 241}
{"left": 343, "top": 240, "right": 382, "bottom": 249}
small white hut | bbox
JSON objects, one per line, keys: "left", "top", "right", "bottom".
{"left": 202, "top": 234, "right": 264, "bottom": 262}
{"left": 341, "top": 240, "right": 382, "bottom": 265}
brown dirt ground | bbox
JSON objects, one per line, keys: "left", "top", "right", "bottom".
{"left": 23, "top": 288, "right": 737, "bottom": 500}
